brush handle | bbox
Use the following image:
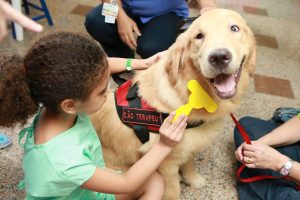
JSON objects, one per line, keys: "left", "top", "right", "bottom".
{"left": 172, "top": 104, "right": 194, "bottom": 123}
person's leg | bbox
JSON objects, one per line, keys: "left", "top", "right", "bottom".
{"left": 272, "top": 180, "right": 300, "bottom": 200}
{"left": 115, "top": 171, "right": 164, "bottom": 200}
{"left": 234, "top": 116, "right": 280, "bottom": 148}
{"left": 85, "top": 4, "right": 133, "bottom": 58}
{"left": 136, "top": 12, "right": 182, "bottom": 58}
{"left": 234, "top": 116, "right": 300, "bottom": 200}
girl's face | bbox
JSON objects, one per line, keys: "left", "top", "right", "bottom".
{"left": 78, "top": 70, "right": 110, "bottom": 115}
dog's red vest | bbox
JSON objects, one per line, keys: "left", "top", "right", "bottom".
{"left": 115, "top": 80, "right": 204, "bottom": 143}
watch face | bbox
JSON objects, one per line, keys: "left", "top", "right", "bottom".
{"left": 280, "top": 167, "right": 290, "bottom": 176}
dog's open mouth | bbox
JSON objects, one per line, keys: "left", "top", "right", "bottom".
{"left": 208, "top": 56, "right": 245, "bottom": 99}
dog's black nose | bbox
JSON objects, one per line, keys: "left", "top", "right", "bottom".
{"left": 208, "top": 49, "right": 232, "bottom": 69}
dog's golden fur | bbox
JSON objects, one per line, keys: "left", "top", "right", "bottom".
{"left": 91, "top": 9, "right": 256, "bottom": 199}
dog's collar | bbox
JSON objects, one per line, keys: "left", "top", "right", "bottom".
{"left": 114, "top": 80, "right": 204, "bottom": 143}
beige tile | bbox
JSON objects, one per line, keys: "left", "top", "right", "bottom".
{"left": 70, "top": 5, "right": 93, "bottom": 16}
{"left": 243, "top": 6, "right": 268, "bottom": 16}
{"left": 254, "top": 33, "right": 279, "bottom": 49}
{"left": 254, "top": 74, "right": 295, "bottom": 99}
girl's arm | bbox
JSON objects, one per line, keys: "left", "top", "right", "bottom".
{"left": 108, "top": 51, "right": 165, "bottom": 74}
{"left": 257, "top": 115, "right": 300, "bottom": 147}
{"left": 82, "top": 113, "right": 187, "bottom": 194}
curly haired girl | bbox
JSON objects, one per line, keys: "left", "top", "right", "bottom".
{"left": 0, "top": 32, "right": 187, "bottom": 200}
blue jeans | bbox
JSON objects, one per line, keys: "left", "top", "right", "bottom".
{"left": 234, "top": 117, "right": 300, "bottom": 200}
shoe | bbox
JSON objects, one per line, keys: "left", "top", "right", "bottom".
{"left": 0, "top": 133, "right": 12, "bottom": 149}
{"left": 270, "top": 107, "right": 300, "bottom": 124}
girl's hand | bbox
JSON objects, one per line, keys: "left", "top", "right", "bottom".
{"left": 133, "top": 51, "right": 166, "bottom": 70}
{"left": 158, "top": 112, "right": 188, "bottom": 148}
{"left": 236, "top": 141, "right": 289, "bottom": 171}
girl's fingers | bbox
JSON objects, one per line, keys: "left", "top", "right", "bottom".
{"left": 169, "top": 115, "right": 186, "bottom": 132}
{"left": 174, "top": 117, "right": 188, "bottom": 132}
{"left": 171, "top": 117, "right": 188, "bottom": 138}
{"left": 173, "top": 114, "right": 186, "bottom": 125}
{"left": 174, "top": 122, "right": 187, "bottom": 141}
{"left": 162, "top": 112, "right": 176, "bottom": 128}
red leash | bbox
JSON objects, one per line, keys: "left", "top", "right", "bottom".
{"left": 230, "top": 113, "right": 300, "bottom": 190}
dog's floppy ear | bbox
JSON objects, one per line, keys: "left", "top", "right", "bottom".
{"left": 246, "top": 29, "right": 256, "bottom": 77}
{"left": 165, "top": 34, "right": 187, "bottom": 85}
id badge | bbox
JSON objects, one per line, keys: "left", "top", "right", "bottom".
{"left": 102, "top": 2, "right": 119, "bottom": 24}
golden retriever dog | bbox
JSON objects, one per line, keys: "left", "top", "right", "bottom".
{"left": 91, "top": 8, "right": 256, "bottom": 199}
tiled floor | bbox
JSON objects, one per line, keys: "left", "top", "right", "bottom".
{"left": 0, "top": 0, "right": 300, "bottom": 199}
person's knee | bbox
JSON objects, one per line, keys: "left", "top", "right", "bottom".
{"left": 137, "top": 41, "right": 168, "bottom": 58}
{"left": 85, "top": 4, "right": 104, "bottom": 35}
{"left": 148, "top": 172, "right": 165, "bottom": 195}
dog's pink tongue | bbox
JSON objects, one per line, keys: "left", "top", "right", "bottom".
{"left": 214, "top": 74, "right": 235, "bottom": 93}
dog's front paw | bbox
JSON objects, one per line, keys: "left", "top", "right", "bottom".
{"left": 183, "top": 174, "right": 207, "bottom": 188}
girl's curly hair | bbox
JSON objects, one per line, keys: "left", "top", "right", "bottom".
{"left": 0, "top": 32, "right": 108, "bottom": 127}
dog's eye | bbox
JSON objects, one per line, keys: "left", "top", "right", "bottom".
{"left": 195, "top": 33, "right": 204, "bottom": 39}
{"left": 231, "top": 25, "right": 239, "bottom": 32}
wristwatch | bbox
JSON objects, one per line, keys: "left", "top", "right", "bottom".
{"left": 279, "top": 159, "right": 293, "bottom": 176}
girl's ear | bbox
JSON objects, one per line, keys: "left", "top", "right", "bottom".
{"left": 60, "top": 99, "right": 78, "bottom": 114}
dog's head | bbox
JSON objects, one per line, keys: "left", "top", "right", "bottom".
{"left": 167, "top": 9, "right": 256, "bottom": 100}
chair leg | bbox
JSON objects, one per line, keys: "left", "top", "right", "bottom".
{"left": 40, "top": 0, "right": 53, "bottom": 25}
{"left": 11, "top": 23, "right": 16, "bottom": 39}
{"left": 23, "top": 0, "right": 30, "bottom": 14}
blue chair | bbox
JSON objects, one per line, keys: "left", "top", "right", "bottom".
{"left": 22, "top": 0, "right": 53, "bottom": 25}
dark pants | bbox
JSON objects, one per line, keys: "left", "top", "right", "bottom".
{"left": 85, "top": 4, "right": 183, "bottom": 58}
{"left": 234, "top": 117, "right": 300, "bottom": 200}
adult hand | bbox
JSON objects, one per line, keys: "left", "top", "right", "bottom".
{"left": 235, "top": 141, "right": 289, "bottom": 171}
{"left": 158, "top": 112, "right": 188, "bottom": 148}
{"left": 0, "top": 0, "right": 43, "bottom": 41}
{"left": 116, "top": 10, "right": 141, "bottom": 50}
